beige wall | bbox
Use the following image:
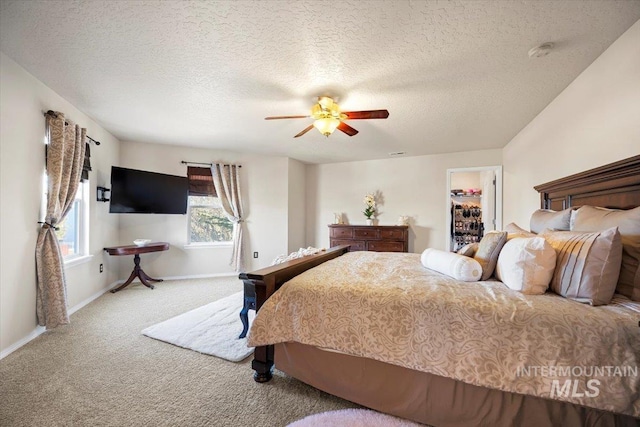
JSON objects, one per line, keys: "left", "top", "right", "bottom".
{"left": 450, "top": 172, "right": 481, "bottom": 191}
{"left": 116, "top": 141, "right": 292, "bottom": 276}
{"left": 306, "top": 149, "right": 502, "bottom": 253}
{"left": 287, "top": 158, "right": 307, "bottom": 252}
{"left": 503, "top": 21, "right": 640, "bottom": 228}
{"left": 0, "top": 53, "right": 121, "bottom": 355}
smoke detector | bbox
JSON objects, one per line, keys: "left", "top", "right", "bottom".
{"left": 528, "top": 42, "right": 554, "bottom": 58}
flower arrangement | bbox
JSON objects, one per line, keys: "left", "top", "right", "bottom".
{"left": 363, "top": 193, "right": 376, "bottom": 219}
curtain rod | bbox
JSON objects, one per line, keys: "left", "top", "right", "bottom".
{"left": 181, "top": 161, "right": 242, "bottom": 168}
{"left": 44, "top": 110, "right": 101, "bottom": 145}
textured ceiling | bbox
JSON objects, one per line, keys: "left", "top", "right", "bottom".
{"left": 1, "top": 1, "right": 639, "bottom": 164}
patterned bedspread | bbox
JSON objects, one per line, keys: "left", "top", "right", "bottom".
{"left": 248, "top": 251, "right": 640, "bottom": 416}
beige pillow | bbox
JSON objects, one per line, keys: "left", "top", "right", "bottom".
{"left": 495, "top": 237, "right": 557, "bottom": 295}
{"left": 572, "top": 206, "right": 640, "bottom": 301}
{"left": 456, "top": 242, "right": 479, "bottom": 257}
{"left": 474, "top": 231, "right": 508, "bottom": 280}
{"left": 504, "top": 222, "right": 536, "bottom": 239}
{"left": 421, "top": 248, "right": 482, "bottom": 282}
{"left": 530, "top": 208, "right": 572, "bottom": 234}
{"left": 539, "top": 227, "right": 622, "bottom": 306}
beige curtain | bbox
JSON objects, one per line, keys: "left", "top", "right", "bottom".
{"left": 210, "top": 164, "right": 245, "bottom": 272}
{"left": 36, "top": 112, "right": 87, "bottom": 328}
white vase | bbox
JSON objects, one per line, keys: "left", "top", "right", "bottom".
{"left": 365, "top": 218, "right": 373, "bottom": 225}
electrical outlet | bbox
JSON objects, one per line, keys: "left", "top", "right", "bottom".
{"left": 99, "top": 264, "right": 104, "bottom": 273}
{"left": 253, "top": 252, "right": 258, "bottom": 259}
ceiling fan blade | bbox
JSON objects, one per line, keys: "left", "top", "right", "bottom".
{"left": 265, "top": 115, "right": 309, "bottom": 120}
{"left": 337, "top": 122, "right": 359, "bottom": 136}
{"left": 294, "top": 124, "right": 314, "bottom": 138}
{"left": 343, "top": 110, "right": 389, "bottom": 120}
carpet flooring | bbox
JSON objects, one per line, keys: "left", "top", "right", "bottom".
{"left": 288, "top": 408, "right": 424, "bottom": 427}
{"left": 142, "top": 291, "right": 254, "bottom": 362}
{"left": 0, "top": 277, "right": 358, "bottom": 426}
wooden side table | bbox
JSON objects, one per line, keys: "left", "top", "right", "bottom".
{"left": 104, "top": 242, "right": 169, "bottom": 293}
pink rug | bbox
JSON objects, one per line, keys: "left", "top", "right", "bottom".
{"left": 287, "top": 409, "right": 424, "bottom": 426}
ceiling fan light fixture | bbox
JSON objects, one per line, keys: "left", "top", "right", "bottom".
{"left": 330, "top": 102, "right": 341, "bottom": 118}
{"left": 313, "top": 117, "right": 340, "bottom": 136}
{"left": 311, "top": 103, "right": 322, "bottom": 119}
{"left": 265, "top": 96, "right": 388, "bottom": 138}
{"left": 318, "top": 96, "right": 334, "bottom": 110}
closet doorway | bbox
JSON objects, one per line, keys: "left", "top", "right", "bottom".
{"left": 446, "top": 166, "right": 502, "bottom": 251}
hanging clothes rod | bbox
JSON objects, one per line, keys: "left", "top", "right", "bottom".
{"left": 181, "top": 161, "right": 241, "bottom": 168}
{"left": 44, "top": 110, "right": 101, "bottom": 145}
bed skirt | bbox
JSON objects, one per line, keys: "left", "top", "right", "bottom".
{"left": 275, "top": 342, "right": 637, "bottom": 427}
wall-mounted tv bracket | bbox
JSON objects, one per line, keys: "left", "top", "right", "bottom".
{"left": 97, "top": 186, "right": 110, "bottom": 202}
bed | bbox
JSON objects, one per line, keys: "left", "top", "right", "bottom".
{"left": 240, "top": 155, "right": 640, "bottom": 426}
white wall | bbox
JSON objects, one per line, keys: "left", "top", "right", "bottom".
{"left": 450, "top": 172, "right": 481, "bottom": 191}
{"left": 503, "top": 21, "right": 640, "bottom": 228}
{"left": 0, "top": 52, "right": 120, "bottom": 355}
{"left": 306, "top": 149, "right": 502, "bottom": 253}
{"left": 116, "top": 141, "right": 291, "bottom": 276}
{"left": 287, "top": 158, "right": 307, "bottom": 252}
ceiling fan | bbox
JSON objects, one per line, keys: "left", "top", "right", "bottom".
{"left": 265, "top": 96, "right": 389, "bottom": 138}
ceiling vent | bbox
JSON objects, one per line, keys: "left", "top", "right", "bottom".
{"left": 528, "top": 42, "right": 554, "bottom": 58}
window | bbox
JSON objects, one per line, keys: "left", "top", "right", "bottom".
{"left": 55, "top": 182, "right": 89, "bottom": 261}
{"left": 188, "top": 196, "right": 234, "bottom": 244}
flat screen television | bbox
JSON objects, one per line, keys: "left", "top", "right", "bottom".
{"left": 109, "top": 166, "right": 188, "bottom": 214}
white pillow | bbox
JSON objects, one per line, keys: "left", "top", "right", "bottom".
{"left": 421, "top": 248, "right": 482, "bottom": 282}
{"left": 495, "top": 237, "right": 557, "bottom": 295}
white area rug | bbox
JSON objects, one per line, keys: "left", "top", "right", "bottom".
{"left": 287, "top": 409, "right": 424, "bottom": 426}
{"left": 142, "top": 291, "right": 254, "bottom": 362}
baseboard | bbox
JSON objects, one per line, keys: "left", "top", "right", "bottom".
{"left": 0, "top": 274, "right": 237, "bottom": 360}
{"left": 0, "top": 280, "right": 120, "bottom": 360}
{"left": 159, "top": 272, "right": 238, "bottom": 281}
{"left": 0, "top": 326, "right": 46, "bottom": 360}
{"left": 67, "top": 280, "right": 122, "bottom": 316}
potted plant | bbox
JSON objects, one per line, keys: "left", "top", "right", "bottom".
{"left": 363, "top": 193, "right": 376, "bottom": 225}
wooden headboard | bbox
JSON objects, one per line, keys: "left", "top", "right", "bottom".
{"left": 534, "top": 155, "right": 640, "bottom": 210}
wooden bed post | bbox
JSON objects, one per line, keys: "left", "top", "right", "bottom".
{"left": 248, "top": 276, "right": 275, "bottom": 382}
{"left": 238, "top": 245, "right": 351, "bottom": 383}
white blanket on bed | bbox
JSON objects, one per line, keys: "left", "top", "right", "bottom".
{"left": 248, "top": 251, "right": 640, "bottom": 416}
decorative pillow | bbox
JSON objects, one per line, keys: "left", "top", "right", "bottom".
{"left": 421, "top": 248, "right": 482, "bottom": 282}
{"left": 572, "top": 205, "right": 640, "bottom": 301}
{"left": 456, "top": 242, "right": 479, "bottom": 258}
{"left": 495, "top": 237, "right": 556, "bottom": 295}
{"left": 530, "top": 208, "right": 572, "bottom": 234}
{"left": 539, "top": 227, "right": 622, "bottom": 305}
{"left": 504, "top": 222, "right": 536, "bottom": 239}
{"left": 474, "top": 231, "right": 508, "bottom": 280}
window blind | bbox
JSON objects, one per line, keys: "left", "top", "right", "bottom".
{"left": 187, "top": 166, "right": 216, "bottom": 197}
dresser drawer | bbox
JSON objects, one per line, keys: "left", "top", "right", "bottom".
{"left": 329, "top": 225, "right": 408, "bottom": 253}
{"left": 366, "top": 241, "right": 405, "bottom": 252}
{"left": 331, "top": 239, "right": 365, "bottom": 251}
{"left": 354, "top": 228, "right": 379, "bottom": 239}
{"left": 330, "top": 227, "right": 353, "bottom": 239}
{"left": 380, "top": 228, "right": 405, "bottom": 239}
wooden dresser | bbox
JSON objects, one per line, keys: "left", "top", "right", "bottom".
{"left": 328, "top": 224, "right": 409, "bottom": 252}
